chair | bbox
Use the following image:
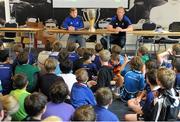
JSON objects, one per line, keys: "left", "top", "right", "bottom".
{"left": 1, "top": 22, "right": 18, "bottom": 43}
{"left": 1, "top": 21, "right": 18, "bottom": 56}
{"left": 136, "top": 22, "right": 157, "bottom": 53}
{"left": 156, "top": 22, "right": 180, "bottom": 51}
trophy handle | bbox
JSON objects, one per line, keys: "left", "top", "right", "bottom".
{"left": 82, "top": 8, "right": 101, "bottom": 24}
{"left": 82, "top": 9, "right": 88, "bottom": 21}
{"left": 95, "top": 8, "right": 101, "bottom": 25}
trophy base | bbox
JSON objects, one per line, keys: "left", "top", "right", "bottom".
{"left": 89, "top": 28, "right": 96, "bottom": 32}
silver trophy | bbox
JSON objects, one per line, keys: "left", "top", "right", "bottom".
{"left": 82, "top": 8, "right": 100, "bottom": 32}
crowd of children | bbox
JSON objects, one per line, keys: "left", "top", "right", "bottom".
{"left": 0, "top": 40, "right": 179, "bottom": 121}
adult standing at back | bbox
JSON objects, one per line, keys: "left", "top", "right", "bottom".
{"left": 100, "top": 7, "right": 133, "bottom": 49}
{"left": 61, "top": 8, "right": 86, "bottom": 48}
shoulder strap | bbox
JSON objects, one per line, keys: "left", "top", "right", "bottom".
{"left": 155, "top": 97, "right": 164, "bottom": 122}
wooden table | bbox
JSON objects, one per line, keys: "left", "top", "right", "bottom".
{"left": 46, "top": 29, "right": 118, "bottom": 49}
{"left": 0, "top": 27, "right": 43, "bottom": 48}
{"left": 127, "top": 30, "right": 180, "bottom": 36}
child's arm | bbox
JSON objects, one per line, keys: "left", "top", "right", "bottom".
{"left": 157, "top": 48, "right": 172, "bottom": 65}
{"left": 119, "top": 54, "right": 129, "bottom": 72}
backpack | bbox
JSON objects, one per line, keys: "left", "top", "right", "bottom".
{"left": 151, "top": 88, "right": 179, "bottom": 121}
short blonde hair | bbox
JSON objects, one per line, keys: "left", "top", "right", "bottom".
{"left": 99, "top": 50, "right": 111, "bottom": 62}
{"left": 44, "top": 58, "right": 58, "bottom": 73}
{"left": 117, "top": 6, "right": 125, "bottom": 12}
{"left": 42, "top": 116, "right": 62, "bottom": 122}
{"left": 0, "top": 95, "right": 19, "bottom": 115}
{"left": 157, "top": 68, "right": 176, "bottom": 89}
{"left": 75, "top": 68, "right": 89, "bottom": 83}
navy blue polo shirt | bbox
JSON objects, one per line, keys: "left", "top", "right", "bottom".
{"left": 68, "top": 52, "right": 79, "bottom": 63}
{"left": 110, "top": 15, "right": 132, "bottom": 36}
{"left": 175, "top": 73, "right": 180, "bottom": 90}
{"left": 61, "top": 15, "right": 84, "bottom": 30}
{"left": 0, "top": 63, "right": 13, "bottom": 94}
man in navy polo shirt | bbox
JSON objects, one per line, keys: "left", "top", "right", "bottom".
{"left": 61, "top": 8, "right": 85, "bottom": 47}
{"left": 100, "top": 7, "right": 133, "bottom": 49}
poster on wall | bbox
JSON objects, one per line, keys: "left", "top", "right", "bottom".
{"left": 0, "top": 0, "right": 5, "bottom": 25}
{"left": 9, "top": 0, "right": 52, "bottom": 25}
{"left": 126, "top": 0, "right": 168, "bottom": 24}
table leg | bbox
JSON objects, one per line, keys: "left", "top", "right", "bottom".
{"left": 29, "top": 32, "right": 35, "bottom": 53}
{"left": 57, "top": 33, "right": 65, "bottom": 40}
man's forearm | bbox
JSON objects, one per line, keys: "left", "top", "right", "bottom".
{"left": 122, "top": 25, "right": 133, "bottom": 32}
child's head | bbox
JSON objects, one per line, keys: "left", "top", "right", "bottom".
{"left": 0, "top": 50, "right": 9, "bottom": 62}
{"left": 52, "top": 41, "right": 62, "bottom": 52}
{"left": 172, "top": 44, "right": 180, "bottom": 55}
{"left": 88, "top": 48, "right": 96, "bottom": 61}
{"left": 0, "top": 95, "right": 19, "bottom": 115}
{"left": 17, "top": 52, "right": 28, "bottom": 65}
{"left": 157, "top": 68, "right": 176, "bottom": 89}
{"left": 49, "top": 81, "right": 69, "bottom": 104}
{"left": 172, "top": 58, "right": 180, "bottom": 73}
{"left": 13, "top": 44, "right": 23, "bottom": 55}
{"left": 83, "top": 49, "right": 93, "bottom": 61}
{"left": 130, "top": 56, "right": 144, "bottom": 71}
{"left": 83, "top": 48, "right": 96, "bottom": 62}
{"left": 60, "top": 60, "right": 73, "bottom": 74}
{"left": 99, "top": 50, "right": 111, "bottom": 62}
{"left": 146, "top": 69, "right": 158, "bottom": 86}
{"left": 13, "top": 74, "right": 28, "bottom": 89}
{"left": 42, "top": 116, "right": 62, "bottom": 122}
{"left": 111, "top": 53, "right": 120, "bottom": 66}
{"left": 137, "top": 46, "right": 148, "bottom": 56}
{"left": 72, "top": 105, "right": 96, "bottom": 121}
{"left": 111, "top": 45, "right": 122, "bottom": 55}
{"left": 44, "top": 58, "right": 58, "bottom": 73}
{"left": 58, "top": 49, "right": 69, "bottom": 63}
{"left": 95, "top": 87, "right": 113, "bottom": 106}
{"left": 66, "top": 42, "right": 76, "bottom": 52}
{"left": 145, "top": 59, "right": 160, "bottom": 72}
{"left": 75, "top": 68, "right": 89, "bottom": 83}
{"left": 95, "top": 43, "right": 103, "bottom": 53}
{"left": 76, "top": 47, "right": 85, "bottom": 57}
{"left": 24, "top": 92, "right": 47, "bottom": 117}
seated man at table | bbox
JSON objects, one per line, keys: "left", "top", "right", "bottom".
{"left": 100, "top": 7, "right": 133, "bottom": 49}
{"left": 61, "top": 8, "right": 85, "bottom": 48}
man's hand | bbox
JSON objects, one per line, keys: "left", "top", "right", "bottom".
{"left": 68, "top": 26, "right": 75, "bottom": 31}
{"left": 115, "top": 27, "right": 123, "bottom": 32}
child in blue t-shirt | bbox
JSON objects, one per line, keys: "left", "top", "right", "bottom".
{"left": 94, "top": 43, "right": 104, "bottom": 70}
{"left": 82, "top": 49, "right": 98, "bottom": 80}
{"left": 120, "top": 56, "right": 146, "bottom": 102}
{"left": 0, "top": 50, "right": 13, "bottom": 94}
{"left": 67, "top": 42, "right": 79, "bottom": 63}
{"left": 94, "top": 87, "right": 119, "bottom": 121}
{"left": 71, "top": 68, "right": 96, "bottom": 108}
